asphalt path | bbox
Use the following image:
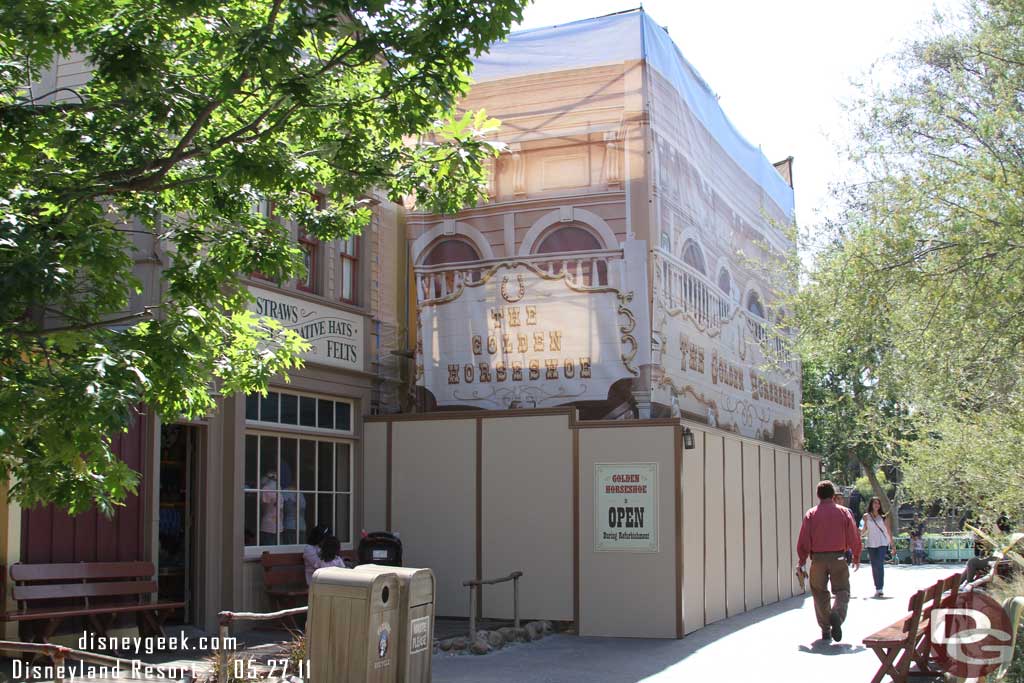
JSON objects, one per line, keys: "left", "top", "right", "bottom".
{"left": 433, "top": 564, "right": 956, "bottom": 683}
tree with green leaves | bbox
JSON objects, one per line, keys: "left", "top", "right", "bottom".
{"left": 796, "top": 0, "right": 1024, "bottom": 525}
{"left": 0, "top": 0, "right": 526, "bottom": 513}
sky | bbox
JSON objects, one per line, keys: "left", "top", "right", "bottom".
{"left": 512, "top": 0, "right": 963, "bottom": 235}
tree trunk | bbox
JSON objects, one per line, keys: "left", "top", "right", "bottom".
{"left": 852, "top": 450, "right": 899, "bottom": 536}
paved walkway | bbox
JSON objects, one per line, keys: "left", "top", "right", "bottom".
{"left": 433, "top": 564, "right": 957, "bottom": 683}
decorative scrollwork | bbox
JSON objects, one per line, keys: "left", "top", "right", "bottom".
{"left": 617, "top": 291, "right": 639, "bottom": 376}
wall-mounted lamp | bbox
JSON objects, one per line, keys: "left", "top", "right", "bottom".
{"left": 682, "top": 427, "right": 695, "bottom": 450}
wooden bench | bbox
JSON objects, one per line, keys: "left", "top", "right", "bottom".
{"left": 1, "top": 561, "right": 184, "bottom": 644}
{"left": 863, "top": 572, "right": 962, "bottom": 683}
{"left": 260, "top": 550, "right": 355, "bottom": 628}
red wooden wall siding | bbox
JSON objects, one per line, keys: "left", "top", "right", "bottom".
{"left": 21, "top": 412, "right": 149, "bottom": 564}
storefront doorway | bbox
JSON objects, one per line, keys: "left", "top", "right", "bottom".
{"left": 159, "top": 424, "right": 198, "bottom": 624}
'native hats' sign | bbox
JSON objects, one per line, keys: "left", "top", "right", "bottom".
{"left": 595, "top": 463, "right": 659, "bottom": 552}
{"left": 248, "top": 286, "right": 363, "bottom": 372}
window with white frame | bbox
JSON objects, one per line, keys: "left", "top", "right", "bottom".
{"left": 243, "top": 390, "right": 355, "bottom": 551}
{"left": 243, "top": 433, "right": 352, "bottom": 549}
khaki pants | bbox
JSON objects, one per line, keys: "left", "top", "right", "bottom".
{"left": 809, "top": 552, "right": 850, "bottom": 631}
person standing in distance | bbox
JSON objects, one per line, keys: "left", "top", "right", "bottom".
{"left": 862, "top": 497, "right": 894, "bottom": 597}
{"left": 796, "top": 480, "right": 862, "bottom": 642}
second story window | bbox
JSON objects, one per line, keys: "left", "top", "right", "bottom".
{"left": 297, "top": 193, "right": 325, "bottom": 294}
{"left": 339, "top": 236, "right": 359, "bottom": 305}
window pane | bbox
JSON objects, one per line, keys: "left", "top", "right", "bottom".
{"left": 342, "top": 259, "right": 353, "bottom": 301}
{"left": 279, "top": 491, "right": 298, "bottom": 545}
{"left": 245, "top": 492, "right": 258, "bottom": 546}
{"left": 317, "top": 494, "right": 333, "bottom": 534}
{"left": 299, "top": 440, "right": 316, "bottom": 491}
{"left": 280, "top": 394, "right": 298, "bottom": 425}
{"left": 318, "top": 399, "right": 334, "bottom": 429}
{"left": 335, "top": 402, "right": 352, "bottom": 431}
{"left": 300, "top": 396, "right": 317, "bottom": 427}
{"left": 336, "top": 494, "right": 351, "bottom": 544}
{"left": 336, "top": 443, "right": 351, "bottom": 493}
{"left": 318, "top": 442, "right": 334, "bottom": 491}
{"left": 260, "top": 392, "right": 279, "bottom": 423}
{"left": 301, "top": 245, "right": 313, "bottom": 287}
{"left": 260, "top": 488, "right": 279, "bottom": 546}
{"left": 280, "top": 438, "right": 297, "bottom": 489}
{"left": 260, "top": 436, "right": 279, "bottom": 487}
{"left": 302, "top": 492, "right": 317, "bottom": 538}
{"left": 245, "top": 393, "right": 259, "bottom": 421}
{"left": 244, "top": 435, "right": 259, "bottom": 488}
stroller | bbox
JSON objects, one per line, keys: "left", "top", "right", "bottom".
{"left": 357, "top": 531, "right": 403, "bottom": 567}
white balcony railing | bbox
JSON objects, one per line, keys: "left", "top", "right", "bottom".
{"left": 655, "top": 251, "right": 799, "bottom": 374}
{"left": 655, "top": 251, "right": 732, "bottom": 333}
{"left": 415, "top": 248, "right": 625, "bottom": 304}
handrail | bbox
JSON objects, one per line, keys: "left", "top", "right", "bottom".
{"left": 462, "top": 571, "right": 523, "bottom": 639}
{"left": 0, "top": 639, "right": 194, "bottom": 683}
{"left": 217, "top": 607, "right": 308, "bottom": 683}
{"left": 463, "top": 570, "right": 523, "bottom": 587}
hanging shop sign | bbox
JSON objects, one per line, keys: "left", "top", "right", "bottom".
{"left": 595, "top": 463, "right": 659, "bottom": 553}
{"left": 416, "top": 260, "right": 642, "bottom": 409}
{"left": 248, "top": 286, "right": 363, "bottom": 372}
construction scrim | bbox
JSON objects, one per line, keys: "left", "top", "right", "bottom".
{"left": 411, "top": 9, "right": 802, "bottom": 448}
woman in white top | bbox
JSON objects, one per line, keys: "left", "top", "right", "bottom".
{"left": 303, "top": 525, "right": 331, "bottom": 585}
{"left": 862, "top": 497, "right": 894, "bottom": 597}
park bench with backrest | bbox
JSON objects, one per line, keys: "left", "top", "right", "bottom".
{"left": 259, "top": 550, "right": 355, "bottom": 628}
{"left": 863, "top": 572, "right": 962, "bottom": 683}
{"left": 0, "top": 561, "right": 184, "bottom": 644}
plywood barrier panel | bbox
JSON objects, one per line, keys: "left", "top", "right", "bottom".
{"left": 759, "top": 446, "right": 779, "bottom": 604}
{"left": 775, "top": 450, "right": 793, "bottom": 600}
{"left": 391, "top": 419, "right": 476, "bottom": 617}
{"left": 362, "top": 422, "right": 388, "bottom": 533}
{"left": 578, "top": 425, "right": 678, "bottom": 638}
{"left": 682, "top": 430, "right": 706, "bottom": 635}
{"left": 789, "top": 452, "right": 804, "bottom": 596}
{"left": 481, "top": 414, "right": 573, "bottom": 622}
{"left": 741, "top": 441, "right": 763, "bottom": 610}
{"left": 703, "top": 434, "right": 726, "bottom": 624}
{"left": 803, "top": 456, "right": 814, "bottom": 516}
{"left": 723, "top": 437, "right": 745, "bottom": 617}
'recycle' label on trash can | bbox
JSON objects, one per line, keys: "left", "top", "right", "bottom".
{"left": 409, "top": 617, "right": 430, "bottom": 654}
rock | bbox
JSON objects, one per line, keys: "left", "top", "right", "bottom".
{"left": 487, "top": 631, "right": 505, "bottom": 649}
{"left": 450, "top": 636, "right": 468, "bottom": 651}
{"left": 512, "top": 627, "right": 529, "bottom": 642}
{"left": 438, "top": 638, "right": 453, "bottom": 652}
{"left": 497, "top": 626, "right": 517, "bottom": 641}
{"left": 476, "top": 629, "right": 489, "bottom": 641}
{"left": 525, "top": 621, "right": 545, "bottom": 641}
{"left": 470, "top": 638, "right": 491, "bottom": 655}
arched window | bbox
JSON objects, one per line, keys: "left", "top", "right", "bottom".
{"left": 717, "top": 268, "right": 732, "bottom": 320}
{"left": 421, "top": 238, "right": 481, "bottom": 266}
{"left": 534, "top": 226, "right": 606, "bottom": 286}
{"left": 681, "top": 240, "right": 706, "bottom": 275}
{"left": 717, "top": 268, "right": 731, "bottom": 297}
{"left": 747, "top": 291, "right": 765, "bottom": 319}
{"left": 535, "top": 225, "right": 603, "bottom": 254}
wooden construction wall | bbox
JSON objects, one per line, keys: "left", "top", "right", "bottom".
{"left": 367, "top": 408, "right": 821, "bottom": 638}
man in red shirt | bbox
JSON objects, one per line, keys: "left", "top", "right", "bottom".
{"left": 796, "top": 480, "right": 862, "bottom": 642}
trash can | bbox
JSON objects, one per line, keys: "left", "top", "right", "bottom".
{"left": 358, "top": 531, "right": 403, "bottom": 566}
{"left": 307, "top": 566, "right": 400, "bottom": 683}
{"left": 356, "top": 564, "right": 436, "bottom": 683}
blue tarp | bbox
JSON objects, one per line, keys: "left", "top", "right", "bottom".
{"left": 471, "top": 9, "right": 795, "bottom": 217}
